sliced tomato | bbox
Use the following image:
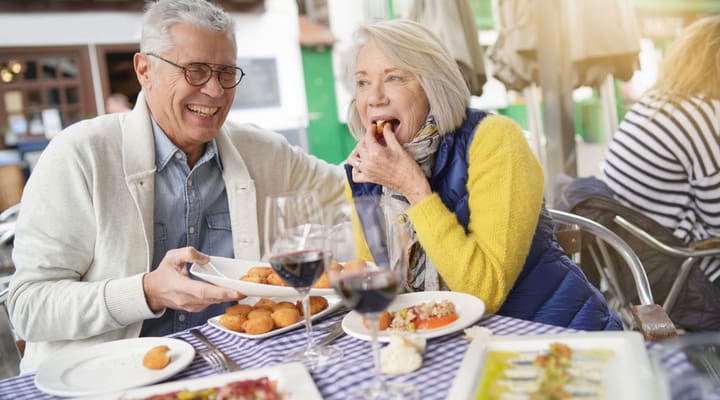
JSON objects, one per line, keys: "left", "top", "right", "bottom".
{"left": 415, "top": 313, "right": 459, "bottom": 330}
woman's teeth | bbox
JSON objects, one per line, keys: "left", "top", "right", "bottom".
{"left": 187, "top": 105, "right": 219, "bottom": 117}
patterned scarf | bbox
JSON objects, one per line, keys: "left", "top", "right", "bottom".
{"left": 382, "top": 116, "right": 447, "bottom": 292}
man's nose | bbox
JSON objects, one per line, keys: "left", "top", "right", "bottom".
{"left": 201, "top": 72, "right": 226, "bottom": 97}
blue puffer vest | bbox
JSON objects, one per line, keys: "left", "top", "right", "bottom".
{"left": 347, "top": 109, "right": 622, "bottom": 331}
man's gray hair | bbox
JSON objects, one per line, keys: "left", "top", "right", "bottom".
{"left": 140, "top": 0, "right": 236, "bottom": 56}
{"left": 345, "top": 19, "right": 470, "bottom": 139}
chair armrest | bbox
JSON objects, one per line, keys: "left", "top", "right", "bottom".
{"left": 691, "top": 238, "right": 720, "bottom": 250}
{"left": 631, "top": 304, "right": 677, "bottom": 342}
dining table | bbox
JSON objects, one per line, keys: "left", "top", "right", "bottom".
{"left": 0, "top": 309, "right": 683, "bottom": 400}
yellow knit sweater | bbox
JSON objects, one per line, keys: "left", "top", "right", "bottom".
{"left": 350, "top": 115, "right": 544, "bottom": 313}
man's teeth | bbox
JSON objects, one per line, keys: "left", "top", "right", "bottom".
{"left": 188, "top": 105, "right": 219, "bottom": 117}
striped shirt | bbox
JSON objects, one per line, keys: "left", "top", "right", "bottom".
{"left": 602, "top": 94, "right": 720, "bottom": 282}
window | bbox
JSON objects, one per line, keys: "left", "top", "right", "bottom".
{"left": 0, "top": 46, "right": 95, "bottom": 143}
{"left": 232, "top": 58, "right": 281, "bottom": 109}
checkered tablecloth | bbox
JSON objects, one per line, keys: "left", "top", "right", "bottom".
{"left": 0, "top": 313, "right": 676, "bottom": 399}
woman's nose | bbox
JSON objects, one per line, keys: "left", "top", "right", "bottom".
{"left": 367, "top": 84, "right": 388, "bottom": 106}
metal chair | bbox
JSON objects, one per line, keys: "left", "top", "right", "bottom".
{"left": 613, "top": 215, "right": 720, "bottom": 324}
{"left": 549, "top": 209, "right": 676, "bottom": 341}
{"left": 554, "top": 175, "right": 720, "bottom": 332}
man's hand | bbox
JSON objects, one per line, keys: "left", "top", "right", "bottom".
{"left": 142, "top": 247, "right": 244, "bottom": 312}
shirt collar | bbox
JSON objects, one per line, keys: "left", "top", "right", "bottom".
{"left": 150, "top": 118, "right": 222, "bottom": 171}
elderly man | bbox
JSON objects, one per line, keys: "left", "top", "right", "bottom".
{"left": 8, "top": 0, "right": 345, "bottom": 373}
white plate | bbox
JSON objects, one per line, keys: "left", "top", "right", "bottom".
{"left": 341, "top": 291, "right": 485, "bottom": 343}
{"left": 190, "top": 255, "right": 336, "bottom": 298}
{"left": 34, "top": 337, "right": 195, "bottom": 397}
{"left": 208, "top": 295, "right": 343, "bottom": 339}
{"left": 80, "top": 362, "right": 321, "bottom": 400}
{"left": 446, "top": 331, "right": 659, "bottom": 400}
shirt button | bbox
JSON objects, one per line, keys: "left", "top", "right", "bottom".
{"left": 189, "top": 226, "right": 196, "bottom": 234}
{"left": 187, "top": 179, "right": 193, "bottom": 187}
{"left": 178, "top": 314, "right": 186, "bottom": 322}
{"left": 175, "top": 152, "right": 183, "bottom": 159}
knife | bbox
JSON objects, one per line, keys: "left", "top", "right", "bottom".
{"left": 189, "top": 328, "right": 242, "bottom": 371}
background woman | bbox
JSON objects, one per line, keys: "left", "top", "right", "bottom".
{"left": 602, "top": 15, "right": 720, "bottom": 286}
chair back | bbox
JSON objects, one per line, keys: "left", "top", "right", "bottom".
{"left": 549, "top": 209, "right": 653, "bottom": 328}
{"left": 555, "top": 175, "right": 720, "bottom": 332}
{"left": 549, "top": 209, "right": 677, "bottom": 341}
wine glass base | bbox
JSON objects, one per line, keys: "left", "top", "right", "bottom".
{"left": 347, "top": 380, "right": 420, "bottom": 400}
{"left": 283, "top": 344, "right": 343, "bottom": 372}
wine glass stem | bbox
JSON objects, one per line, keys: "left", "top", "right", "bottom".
{"left": 301, "top": 293, "right": 315, "bottom": 352}
{"left": 366, "top": 314, "right": 386, "bottom": 390}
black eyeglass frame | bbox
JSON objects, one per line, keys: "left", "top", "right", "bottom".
{"left": 145, "top": 52, "right": 245, "bottom": 89}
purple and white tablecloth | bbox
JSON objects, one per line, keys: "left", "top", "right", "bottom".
{"left": 0, "top": 313, "right": 671, "bottom": 399}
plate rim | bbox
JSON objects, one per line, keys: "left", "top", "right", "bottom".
{"left": 34, "top": 337, "right": 195, "bottom": 397}
{"left": 446, "top": 331, "right": 658, "bottom": 400}
{"left": 208, "top": 295, "right": 342, "bottom": 339}
{"left": 190, "top": 255, "right": 336, "bottom": 298}
{"left": 100, "top": 361, "right": 322, "bottom": 400}
{"left": 341, "top": 291, "right": 485, "bottom": 343}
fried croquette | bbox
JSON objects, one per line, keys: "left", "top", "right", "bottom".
{"left": 378, "top": 310, "right": 392, "bottom": 330}
{"left": 297, "top": 296, "right": 329, "bottom": 315}
{"left": 240, "top": 275, "right": 264, "bottom": 284}
{"left": 343, "top": 259, "right": 367, "bottom": 272}
{"left": 253, "top": 298, "right": 277, "bottom": 311}
{"left": 266, "top": 272, "right": 288, "bottom": 286}
{"left": 362, "top": 311, "right": 392, "bottom": 330}
{"left": 271, "top": 308, "right": 301, "bottom": 328}
{"left": 247, "top": 266, "right": 273, "bottom": 278}
{"left": 219, "top": 314, "right": 247, "bottom": 332}
{"left": 312, "top": 272, "right": 332, "bottom": 288}
{"left": 242, "top": 315, "right": 274, "bottom": 334}
{"left": 226, "top": 303, "right": 253, "bottom": 317}
{"left": 271, "top": 301, "right": 297, "bottom": 311}
{"left": 143, "top": 345, "right": 171, "bottom": 370}
{"left": 247, "top": 308, "right": 273, "bottom": 320}
{"left": 329, "top": 259, "right": 343, "bottom": 272}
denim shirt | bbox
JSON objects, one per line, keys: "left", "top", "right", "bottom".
{"left": 140, "top": 120, "right": 234, "bottom": 337}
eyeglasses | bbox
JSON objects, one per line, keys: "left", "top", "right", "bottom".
{"left": 146, "top": 53, "right": 245, "bottom": 89}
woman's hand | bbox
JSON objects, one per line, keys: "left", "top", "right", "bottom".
{"left": 350, "top": 123, "right": 432, "bottom": 204}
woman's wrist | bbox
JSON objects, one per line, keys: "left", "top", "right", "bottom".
{"left": 403, "top": 181, "right": 432, "bottom": 204}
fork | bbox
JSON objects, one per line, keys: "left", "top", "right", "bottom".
{"left": 190, "top": 328, "right": 242, "bottom": 372}
{"left": 197, "top": 345, "right": 231, "bottom": 374}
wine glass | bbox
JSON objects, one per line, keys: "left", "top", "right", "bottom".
{"left": 263, "top": 191, "right": 343, "bottom": 370}
{"left": 651, "top": 332, "right": 720, "bottom": 400}
{"left": 328, "top": 197, "right": 419, "bottom": 400}
{"left": 263, "top": 191, "right": 325, "bottom": 259}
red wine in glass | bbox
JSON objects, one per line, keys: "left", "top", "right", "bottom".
{"left": 333, "top": 269, "right": 399, "bottom": 314}
{"left": 269, "top": 249, "right": 327, "bottom": 290}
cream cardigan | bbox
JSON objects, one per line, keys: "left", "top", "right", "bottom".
{"left": 9, "top": 93, "right": 345, "bottom": 372}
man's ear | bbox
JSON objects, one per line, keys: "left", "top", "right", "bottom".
{"left": 133, "top": 52, "right": 152, "bottom": 89}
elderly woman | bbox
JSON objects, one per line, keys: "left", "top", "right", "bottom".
{"left": 345, "top": 19, "right": 620, "bottom": 331}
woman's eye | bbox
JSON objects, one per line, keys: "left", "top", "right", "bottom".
{"left": 388, "top": 75, "right": 403, "bottom": 82}
{"left": 356, "top": 80, "right": 369, "bottom": 88}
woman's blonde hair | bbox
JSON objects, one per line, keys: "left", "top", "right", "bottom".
{"left": 345, "top": 19, "right": 471, "bottom": 139}
{"left": 653, "top": 15, "right": 720, "bottom": 100}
